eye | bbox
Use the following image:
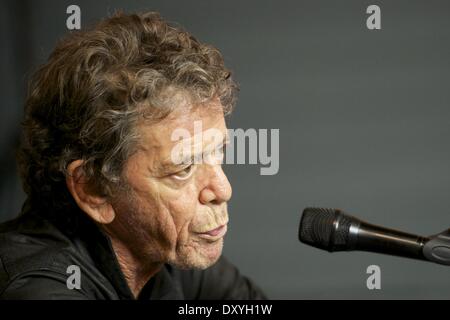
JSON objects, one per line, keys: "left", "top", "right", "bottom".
{"left": 172, "top": 164, "right": 195, "bottom": 180}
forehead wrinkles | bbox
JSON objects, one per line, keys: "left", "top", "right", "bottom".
{"left": 126, "top": 99, "right": 226, "bottom": 173}
{"left": 140, "top": 103, "right": 226, "bottom": 148}
{"left": 180, "top": 126, "right": 226, "bottom": 153}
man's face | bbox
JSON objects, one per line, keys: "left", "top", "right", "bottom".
{"left": 109, "top": 100, "right": 232, "bottom": 270}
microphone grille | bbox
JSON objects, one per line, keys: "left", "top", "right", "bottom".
{"left": 299, "top": 207, "right": 354, "bottom": 251}
{"left": 298, "top": 207, "right": 336, "bottom": 249}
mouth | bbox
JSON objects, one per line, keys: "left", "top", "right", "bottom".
{"left": 195, "top": 224, "right": 228, "bottom": 241}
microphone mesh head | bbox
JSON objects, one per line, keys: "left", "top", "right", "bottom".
{"left": 299, "top": 208, "right": 336, "bottom": 249}
{"left": 299, "top": 207, "right": 354, "bottom": 251}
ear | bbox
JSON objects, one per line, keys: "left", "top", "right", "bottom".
{"left": 66, "top": 160, "right": 116, "bottom": 224}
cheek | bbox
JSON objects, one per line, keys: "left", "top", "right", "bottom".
{"left": 167, "top": 187, "right": 200, "bottom": 236}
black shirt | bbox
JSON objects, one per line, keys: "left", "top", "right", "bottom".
{"left": 0, "top": 205, "right": 266, "bottom": 300}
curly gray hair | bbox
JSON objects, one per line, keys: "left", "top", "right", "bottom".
{"left": 17, "top": 11, "right": 237, "bottom": 218}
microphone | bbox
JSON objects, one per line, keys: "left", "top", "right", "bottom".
{"left": 298, "top": 207, "right": 450, "bottom": 266}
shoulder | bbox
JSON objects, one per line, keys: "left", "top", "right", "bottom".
{"left": 0, "top": 214, "right": 93, "bottom": 299}
{"left": 0, "top": 269, "right": 89, "bottom": 300}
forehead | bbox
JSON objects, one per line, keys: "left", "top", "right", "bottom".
{"left": 137, "top": 102, "right": 227, "bottom": 156}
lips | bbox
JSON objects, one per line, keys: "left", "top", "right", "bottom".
{"left": 204, "top": 225, "right": 225, "bottom": 236}
{"left": 195, "top": 224, "right": 228, "bottom": 241}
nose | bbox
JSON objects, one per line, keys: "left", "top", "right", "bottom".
{"left": 199, "top": 165, "right": 232, "bottom": 205}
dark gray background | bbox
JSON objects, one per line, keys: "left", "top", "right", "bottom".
{"left": 1, "top": 0, "right": 450, "bottom": 299}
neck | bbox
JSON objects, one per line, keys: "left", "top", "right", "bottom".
{"left": 108, "top": 235, "right": 163, "bottom": 298}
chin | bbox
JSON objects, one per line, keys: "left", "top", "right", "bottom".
{"left": 171, "top": 238, "right": 224, "bottom": 270}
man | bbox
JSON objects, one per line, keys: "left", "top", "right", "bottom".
{"left": 0, "top": 11, "right": 266, "bottom": 299}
